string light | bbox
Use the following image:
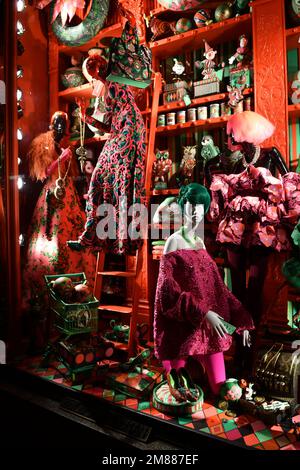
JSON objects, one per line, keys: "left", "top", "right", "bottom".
{"left": 17, "top": 0, "right": 26, "bottom": 12}
{"left": 17, "top": 65, "right": 24, "bottom": 79}
{"left": 17, "top": 128, "right": 23, "bottom": 140}
{"left": 17, "top": 88, "right": 23, "bottom": 102}
{"left": 17, "top": 20, "right": 26, "bottom": 36}
{"left": 19, "top": 234, "right": 25, "bottom": 246}
{"left": 17, "top": 176, "right": 24, "bottom": 190}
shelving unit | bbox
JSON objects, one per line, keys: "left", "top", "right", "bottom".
{"left": 58, "top": 82, "right": 93, "bottom": 101}
{"left": 288, "top": 104, "right": 300, "bottom": 118}
{"left": 156, "top": 115, "right": 231, "bottom": 136}
{"left": 286, "top": 25, "right": 300, "bottom": 50}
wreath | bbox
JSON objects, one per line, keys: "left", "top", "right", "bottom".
{"left": 51, "top": 0, "right": 110, "bottom": 47}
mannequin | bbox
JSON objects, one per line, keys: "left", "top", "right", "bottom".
{"left": 206, "top": 112, "right": 290, "bottom": 326}
{"left": 154, "top": 183, "right": 254, "bottom": 399}
{"left": 22, "top": 111, "right": 96, "bottom": 351}
{"left": 68, "top": 6, "right": 147, "bottom": 255}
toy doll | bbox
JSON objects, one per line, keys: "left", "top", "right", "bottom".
{"left": 195, "top": 40, "right": 224, "bottom": 80}
{"left": 154, "top": 183, "right": 254, "bottom": 400}
{"left": 68, "top": 6, "right": 148, "bottom": 254}
{"left": 22, "top": 111, "right": 96, "bottom": 350}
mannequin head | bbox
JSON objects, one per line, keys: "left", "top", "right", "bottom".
{"left": 50, "top": 111, "right": 68, "bottom": 143}
{"left": 177, "top": 183, "right": 211, "bottom": 229}
{"left": 226, "top": 111, "right": 275, "bottom": 150}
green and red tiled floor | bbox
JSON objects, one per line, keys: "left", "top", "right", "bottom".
{"left": 16, "top": 356, "right": 300, "bottom": 451}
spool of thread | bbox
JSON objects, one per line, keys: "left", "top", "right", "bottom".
{"left": 157, "top": 114, "right": 166, "bottom": 126}
{"left": 197, "top": 106, "right": 208, "bottom": 120}
{"left": 177, "top": 110, "right": 186, "bottom": 124}
{"left": 187, "top": 108, "right": 197, "bottom": 121}
{"left": 210, "top": 103, "right": 220, "bottom": 118}
{"left": 167, "top": 112, "right": 176, "bottom": 125}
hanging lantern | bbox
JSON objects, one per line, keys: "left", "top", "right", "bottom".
{"left": 157, "top": 0, "right": 206, "bottom": 11}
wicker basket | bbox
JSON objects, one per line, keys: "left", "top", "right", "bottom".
{"left": 44, "top": 273, "right": 99, "bottom": 336}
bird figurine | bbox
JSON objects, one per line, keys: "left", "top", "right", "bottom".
{"left": 152, "top": 149, "right": 172, "bottom": 189}
{"left": 177, "top": 145, "right": 197, "bottom": 186}
{"left": 201, "top": 135, "right": 220, "bottom": 164}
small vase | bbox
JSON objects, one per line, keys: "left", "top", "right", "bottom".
{"left": 61, "top": 66, "right": 86, "bottom": 89}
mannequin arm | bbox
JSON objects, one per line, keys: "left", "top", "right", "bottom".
{"left": 153, "top": 196, "right": 177, "bottom": 224}
{"left": 46, "top": 147, "right": 72, "bottom": 177}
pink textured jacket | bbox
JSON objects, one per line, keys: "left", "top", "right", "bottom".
{"left": 154, "top": 249, "right": 254, "bottom": 360}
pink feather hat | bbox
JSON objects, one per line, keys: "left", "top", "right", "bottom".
{"left": 226, "top": 111, "right": 275, "bottom": 146}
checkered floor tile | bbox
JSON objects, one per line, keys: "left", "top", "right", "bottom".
{"left": 15, "top": 356, "right": 300, "bottom": 450}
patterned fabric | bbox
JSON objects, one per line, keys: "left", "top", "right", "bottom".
{"left": 22, "top": 175, "right": 96, "bottom": 309}
{"left": 154, "top": 248, "right": 254, "bottom": 360}
{"left": 209, "top": 165, "right": 300, "bottom": 251}
{"left": 79, "top": 81, "right": 146, "bottom": 254}
{"left": 107, "top": 21, "right": 152, "bottom": 89}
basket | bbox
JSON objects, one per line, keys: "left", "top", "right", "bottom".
{"left": 44, "top": 273, "right": 99, "bottom": 336}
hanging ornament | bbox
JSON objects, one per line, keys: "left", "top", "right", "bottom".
{"left": 194, "top": 9, "right": 213, "bottom": 28}
{"left": 157, "top": 0, "right": 206, "bottom": 11}
{"left": 54, "top": 155, "right": 71, "bottom": 200}
{"left": 215, "top": 2, "right": 233, "bottom": 22}
{"left": 36, "top": 0, "right": 85, "bottom": 26}
{"left": 75, "top": 97, "right": 88, "bottom": 172}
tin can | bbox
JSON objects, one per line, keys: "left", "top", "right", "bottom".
{"left": 187, "top": 108, "right": 197, "bottom": 121}
{"left": 210, "top": 103, "right": 220, "bottom": 118}
{"left": 157, "top": 114, "right": 166, "bottom": 126}
{"left": 177, "top": 110, "right": 186, "bottom": 124}
{"left": 167, "top": 112, "right": 176, "bottom": 125}
{"left": 197, "top": 106, "right": 207, "bottom": 120}
{"left": 220, "top": 102, "right": 231, "bottom": 117}
{"left": 244, "top": 97, "right": 252, "bottom": 111}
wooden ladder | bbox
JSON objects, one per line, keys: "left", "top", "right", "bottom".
{"left": 93, "top": 248, "right": 144, "bottom": 357}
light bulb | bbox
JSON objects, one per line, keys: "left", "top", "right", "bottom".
{"left": 17, "top": 88, "right": 22, "bottom": 101}
{"left": 17, "top": 128, "right": 23, "bottom": 140}
{"left": 17, "top": 20, "right": 25, "bottom": 36}
{"left": 19, "top": 234, "right": 25, "bottom": 246}
{"left": 17, "top": 66, "right": 24, "bottom": 79}
{"left": 17, "top": 0, "right": 26, "bottom": 12}
{"left": 17, "top": 176, "right": 24, "bottom": 189}
{"left": 18, "top": 157, "right": 22, "bottom": 165}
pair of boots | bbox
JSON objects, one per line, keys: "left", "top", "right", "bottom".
{"left": 166, "top": 368, "right": 199, "bottom": 403}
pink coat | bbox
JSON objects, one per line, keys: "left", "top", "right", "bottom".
{"left": 154, "top": 248, "right": 254, "bottom": 360}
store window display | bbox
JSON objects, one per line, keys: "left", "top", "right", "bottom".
{"left": 153, "top": 183, "right": 254, "bottom": 399}
{"left": 22, "top": 111, "right": 96, "bottom": 350}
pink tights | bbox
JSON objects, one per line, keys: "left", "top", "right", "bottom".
{"left": 162, "top": 352, "right": 226, "bottom": 395}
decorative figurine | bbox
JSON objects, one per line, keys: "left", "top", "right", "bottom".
{"left": 172, "top": 58, "right": 185, "bottom": 77}
{"left": 228, "top": 35, "right": 251, "bottom": 69}
{"left": 194, "top": 9, "right": 213, "bottom": 28}
{"left": 177, "top": 145, "right": 197, "bottom": 186}
{"left": 149, "top": 16, "right": 176, "bottom": 41}
{"left": 194, "top": 40, "right": 224, "bottom": 97}
{"left": 201, "top": 135, "right": 220, "bottom": 165}
{"left": 290, "top": 70, "right": 300, "bottom": 104}
{"left": 152, "top": 149, "right": 173, "bottom": 189}
{"left": 227, "top": 84, "right": 245, "bottom": 109}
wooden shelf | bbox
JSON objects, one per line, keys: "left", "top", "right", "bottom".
{"left": 158, "top": 88, "right": 253, "bottom": 113}
{"left": 59, "top": 23, "right": 123, "bottom": 55}
{"left": 59, "top": 83, "right": 93, "bottom": 101}
{"left": 286, "top": 26, "right": 300, "bottom": 50}
{"left": 288, "top": 104, "right": 300, "bottom": 118}
{"left": 150, "top": 188, "right": 179, "bottom": 196}
{"left": 150, "top": 13, "right": 252, "bottom": 58}
{"left": 156, "top": 115, "right": 230, "bottom": 136}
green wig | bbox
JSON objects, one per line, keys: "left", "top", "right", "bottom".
{"left": 177, "top": 183, "right": 211, "bottom": 214}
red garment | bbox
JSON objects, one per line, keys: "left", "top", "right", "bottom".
{"left": 209, "top": 165, "right": 299, "bottom": 251}
{"left": 154, "top": 248, "right": 254, "bottom": 360}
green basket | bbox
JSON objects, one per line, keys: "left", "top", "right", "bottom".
{"left": 44, "top": 273, "right": 99, "bottom": 336}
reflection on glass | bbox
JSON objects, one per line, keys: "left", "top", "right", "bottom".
{"left": 19, "top": 234, "right": 25, "bottom": 246}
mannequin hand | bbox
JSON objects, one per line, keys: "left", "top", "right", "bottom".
{"left": 205, "top": 311, "right": 227, "bottom": 339}
{"left": 243, "top": 330, "right": 251, "bottom": 348}
{"left": 228, "top": 56, "right": 235, "bottom": 65}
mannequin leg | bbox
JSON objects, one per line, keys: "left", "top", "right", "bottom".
{"left": 162, "top": 358, "right": 187, "bottom": 373}
{"left": 196, "top": 352, "right": 226, "bottom": 395}
{"left": 226, "top": 246, "right": 247, "bottom": 305}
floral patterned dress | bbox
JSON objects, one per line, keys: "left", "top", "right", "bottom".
{"left": 22, "top": 174, "right": 96, "bottom": 310}
{"left": 78, "top": 81, "right": 146, "bottom": 254}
